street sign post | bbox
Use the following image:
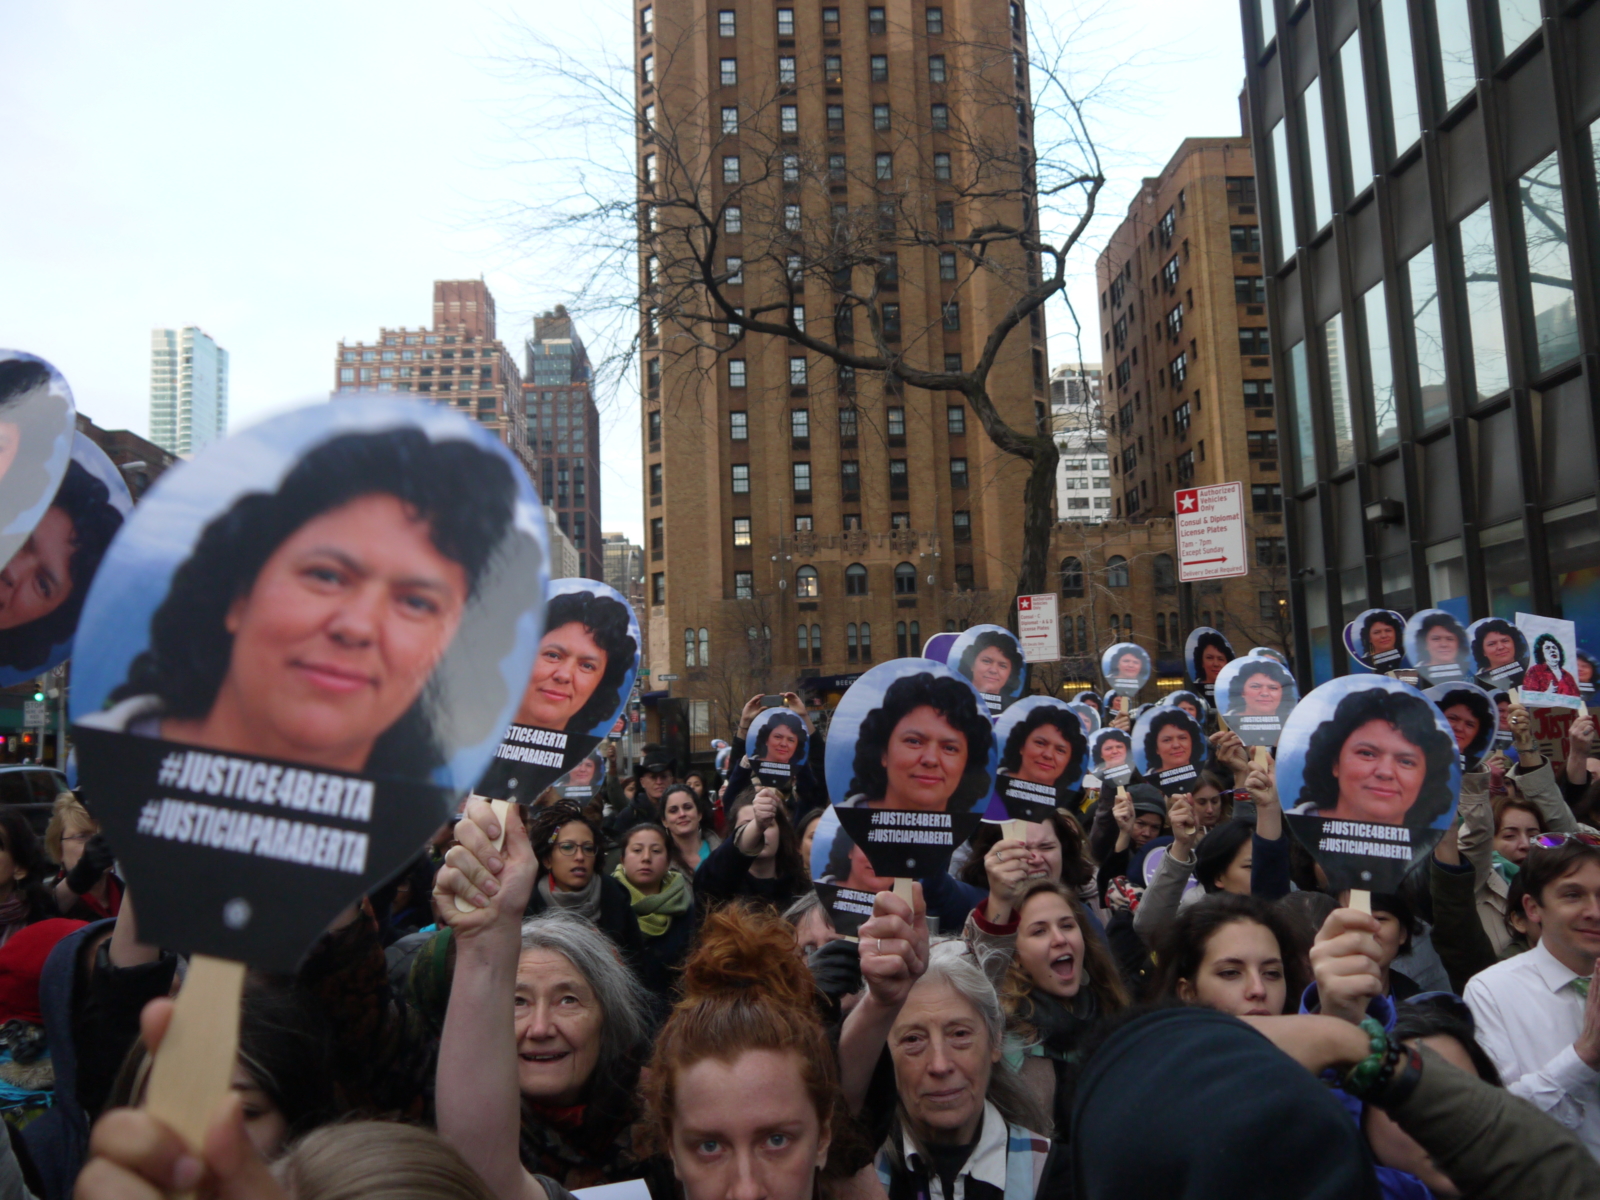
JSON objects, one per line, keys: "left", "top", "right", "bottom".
{"left": 1016, "top": 593, "right": 1061, "bottom": 663}
{"left": 656, "top": 673, "right": 679, "bottom": 682}
{"left": 1175, "top": 483, "right": 1249, "bottom": 582}
{"left": 23, "top": 701, "right": 46, "bottom": 728}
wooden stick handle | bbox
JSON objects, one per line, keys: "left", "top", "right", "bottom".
{"left": 454, "top": 798, "right": 512, "bottom": 914}
{"left": 1349, "top": 889, "right": 1371, "bottom": 915}
{"left": 1251, "top": 745, "right": 1271, "bottom": 769}
{"left": 145, "top": 954, "right": 248, "bottom": 1152}
{"left": 892, "top": 877, "right": 915, "bottom": 905}
{"left": 1002, "top": 818, "right": 1027, "bottom": 841}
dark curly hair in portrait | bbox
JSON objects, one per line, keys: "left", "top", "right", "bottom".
{"left": 1431, "top": 685, "right": 1496, "bottom": 767}
{"left": 1190, "top": 630, "right": 1233, "bottom": 683}
{"left": 1091, "top": 727, "right": 1132, "bottom": 767}
{"left": 1299, "top": 687, "right": 1457, "bottom": 831}
{"left": 1532, "top": 632, "right": 1566, "bottom": 670}
{"left": 1000, "top": 705, "right": 1087, "bottom": 792}
{"left": 1416, "top": 612, "right": 1467, "bottom": 660}
{"left": 1359, "top": 611, "right": 1405, "bottom": 660}
{"left": 0, "top": 459, "right": 124, "bottom": 672}
{"left": 753, "top": 710, "right": 808, "bottom": 763}
{"left": 1469, "top": 618, "right": 1526, "bottom": 671}
{"left": 543, "top": 589, "right": 638, "bottom": 733}
{"left": 956, "top": 630, "right": 1024, "bottom": 695}
{"left": 0, "top": 358, "right": 74, "bottom": 536}
{"left": 1226, "top": 658, "right": 1297, "bottom": 717}
{"left": 1141, "top": 708, "right": 1206, "bottom": 771}
{"left": 847, "top": 671, "right": 995, "bottom": 813}
{"left": 823, "top": 820, "right": 856, "bottom": 882}
{"left": 1168, "top": 690, "right": 1206, "bottom": 721}
{"left": 109, "top": 428, "right": 517, "bottom": 779}
{"left": 1075, "top": 690, "right": 1103, "bottom": 712}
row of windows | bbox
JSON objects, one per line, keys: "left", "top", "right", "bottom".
{"left": 1058, "top": 553, "right": 1176, "bottom": 595}
{"left": 345, "top": 333, "right": 463, "bottom": 352}
{"left": 648, "top": 52, "right": 954, "bottom": 91}
{"left": 708, "top": 97, "right": 959, "bottom": 144}
{"left": 700, "top": 5, "right": 946, "bottom": 39}
{"left": 730, "top": 567, "right": 975, "bottom": 599}
{"left": 342, "top": 348, "right": 487, "bottom": 363}
{"left": 726, "top": 458, "right": 969, "bottom": 494}
{"left": 725, "top": 405, "right": 967, "bottom": 440}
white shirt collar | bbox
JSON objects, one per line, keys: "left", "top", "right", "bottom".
{"left": 902, "top": 1101, "right": 1010, "bottom": 1192}
{"left": 1528, "top": 937, "right": 1591, "bottom": 995}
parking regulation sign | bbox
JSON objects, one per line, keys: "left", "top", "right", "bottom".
{"left": 1016, "top": 593, "right": 1060, "bottom": 663}
{"left": 1176, "top": 482, "right": 1249, "bottom": 582}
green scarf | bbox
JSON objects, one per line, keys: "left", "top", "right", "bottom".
{"left": 1493, "top": 851, "right": 1521, "bottom": 883}
{"left": 612, "top": 865, "right": 691, "bottom": 937}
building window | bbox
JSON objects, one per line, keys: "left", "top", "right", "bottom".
{"left": 1060, "top": 556, "right": 1084, "bottom": 597}
{"left": 825, "top": 55, "right": 842, "bottom": 84}
{"left": 887, "top": 406, "right": 905, "bottom": 438}
{"left": 791, "top": 408, "right": 810, "bottom": 440}
{"left": 1170, "top": 352, "right": 1188, "bottom": 385}
{"left": 1235, "top": 275, "right": 1266, "bottom": 304}
{"left": 931, "top": 102, "right": 949, "bottom": 130}
{"left": 955, "top": 564, "right": 975, "bottom": 591}
{"left": 1247, "top": 429, "right": 1278, "bottom": 459}
{"left": 1239, "top": 328, "right": 1271, "bottom": 355}
{"left": 929, "top": 55, "right": 947, "bottom": 82}
{"left": 839, "top": 407, "right": 858, "bottom": 440}
{"left": 890, "top": 459, "right": 909, "bottom": 496}
{"left": 1259, "top": 591, "right": 1288, "bottom": 623}
{"left": 717, "top": 8, "right": 735, "bottom": 35}
{"left": 642, "top": 54, "right": 654, "bottom": 84}
{"left": 871, "top": 54, "right": 889, "bottom": 81}
{"left": 1256, "top": 535, "right": 1286, "bottom": 566}
{"left": 652, "top": 572, "right": 665, "bottom": 604}
{"left": 841, "top": 459, "right": 860, "bottom": 496}
{"left": 881, "top": 302, "right": 901, "bottom": 339}
{"left": 723, "top": 156, "right": 741, "bottom": 184}
{"left": 641, "top": 5, "right": 654, "bottom": 35}
{"left": 796, "top": 565, "right": 819, "bottom": 597}
{"left": 650, "top": 516, "right": 664, "bottom": 553}
{"left": 1153, "top": 552, "right": 1176, "bottom": 594}
{"left": 875, "top": 152, "right": 893, "bottom": 180}
{"left": 1177, "top": 449, "right": 1195, "bottom": 482}
{"left": 845, "top": 562, "right": 868, "bottom": 595}
{"left": 793, "top": 462, "right": 812, "bottom": 494}
{"left": 868, "top": 5, "right": 887, "bottom": 33}
{"left": 1243, "top": 379, "right": 1275, "bottom": 408}
{"left": 789, "top": 357, "right": 808, "bottom": 386}
{"left": 684, "top": 628, "right": 697, "bottom": 667}
{"left": 896, "top": 621, "right": 909, "bottom": 656}
{"left": 939, "top": 252, "right": 957, "bottom": 282}
{"left": 847, "top": 623, "right": 859, "bottom": 662}
{"left": 947, "top": 405, "right": 966, "bottom": 434}
{"left": 1106, "top": 554, "right": 1129, "bottom": 587}
{"left": 943, "top": 301, "right": 960, "bottom": 330}
{"left": 729, "top": 358, "right": 747, "bottom": 387}
{"left": 730, "top": 410, "right": 748, "bottom": 440}
{"left": 894, "top": 562, "right": 917, "bottom": 594}
{"left": 777, "top": 6, "right": 794, "bottom": 34}
{"left": 650, "top": 462, "right": 663, "bottom": 500}
{"left": 780, "top": 105, "right": 798, "bottom": 133}
{"left": 735, "top": 570, "right": 753, "bottom": 598}
{"left": 950, "top": 457, "right": 968, "bottom": 488}
{"left": 732, "top": 463, "right": 750, "bottom": 493}
{"left": 933, "top": 152, "right": 952, "bottom": 180}
{"left": 953, "top": 511, "right": 971, "bottom": 542}
{"left": 1252, "top": 483, "right": 1283, "bottom": 512}
{"left": 822, "top": 6, "right": 839, "bottom": 32}
{"left": 723, "top": 206, "right": 743, "bottom": 235}
{"left": 926, "top": 6, "right": 943, "bottom": 33}
{"left": 720, "top": 106, "right": 740, "bottom": 136}
{"left": 779, "top": 56, "right": 796, "bottom": 85}
{"left": 1230, "top": 225, "right": 1263, "bottom": 253}
{"left": 829, "top": 154, "right": 847, "bottom": 182}
{"left": 827, "top": 104, "right": 844, "bottom": 131}
{"left": 874, "top": 103, "right": 891, "bottom": 130}
{"left": 719, "top": 57, "right": 737, "bottom": 85}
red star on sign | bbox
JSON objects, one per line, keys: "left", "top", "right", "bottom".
{"left": 1018, "top": 597, "right": 1032, "bottom": 609}
{"left": 1177, "top": 489, "right": 1198, "bottom": 512}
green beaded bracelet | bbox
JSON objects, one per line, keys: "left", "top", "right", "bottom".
{"left": 1343, "top": 1018, "right": 1390, "bottom": 1094}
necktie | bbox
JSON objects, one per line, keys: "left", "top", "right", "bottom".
{"left": 1574, "top": 977, "right": 1590, "bottom": 999}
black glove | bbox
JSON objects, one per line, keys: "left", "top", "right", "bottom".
{"left": 807, "top": 937, "right": 862, "bottom": 1002}
{"left": 65, "top": 834, "right": 115, "bottom": 895}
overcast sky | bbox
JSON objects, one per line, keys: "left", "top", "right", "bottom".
{"left": 1, "top": 0, "right": 1247, "bottom": 545}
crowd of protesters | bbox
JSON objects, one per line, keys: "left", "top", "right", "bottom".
{"left": 3, "top": 693, "right": 1600, "bottom": 1198}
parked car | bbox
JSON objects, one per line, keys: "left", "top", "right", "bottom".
{"left": 0, "top": 765, "right": 69, "bottom": 838}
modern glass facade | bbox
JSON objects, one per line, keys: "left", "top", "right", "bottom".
{"left": 1240, "top": 0, "right": 1600, "bottom": 681}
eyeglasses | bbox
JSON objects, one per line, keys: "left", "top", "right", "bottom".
{"left": 1533, "top": 832, "right": 1600, "bottom": 850}
{"left": 61, "top": 832, "right": 93, "bottom": 845}
{"left": 554, "top": 841, "right": 598, "bottom": 858}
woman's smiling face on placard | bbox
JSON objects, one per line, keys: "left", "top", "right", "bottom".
{"left": 879, "top": 705, "right": 967, "bottom": 810}
{"left": 519, "top": 621, "right": 608, "bottom": 730}
{"left": 216, "top": 493, "right": 466, "bottom": 769}
{"left": 971, "top": 646, "right": 1014, "bottom": 695}
{"left": 1017, "top": 722, "right": 1073, "bottom": 786}
{"left": 1329, "top": 719, "right": 1426, "bottom": 825}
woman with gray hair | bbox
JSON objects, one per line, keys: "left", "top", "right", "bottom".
{"left": 840, "top": 885, "right": 1069, "bottom": 1200}
{"left": 433, "top": 798, "right": 657, "bottom": 1194}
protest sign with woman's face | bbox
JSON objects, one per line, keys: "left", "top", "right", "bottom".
{"left": 1518, "top": 613, "right": 1583, "bottom": 709}
{"left": 1100, "top": 641, "right": 1152, "bottom": 697}
{"left": 1578, "top": 650, "right": 1598, "bottom": 704}
{"left": 1404, "top": 610, "right": 1471, "bottom": 685}
{"left": 1132, "top": 705, "right": 1209, "bottom": 794}
{"left": 477, "top": 577, "right": 640, "bottom": 800}
{"left": 1343, "top": 609, "right": 1408, "bottom": 672}
{"left": 1467, "top": 618, "right": 1529, "bottom": 690}
{"left": 1214, "top": 655, "right": 1299, "bottom": 747}
{"left": 0, "top": 353, "right": 75, "bottom": 578}
{"left": 989, "top": 697, "right": 1088, "bottom": 821}
{"left": 921, "top": 631, "right": 958, "bottom": 665}
{"left": 948, "top": 625, "right": 1027, "bottom": 715}
{"left": 1166, "top": 690, "right": 1208, "bottom": 725}
{"left": 1074, "top": 690, "right": 1103, "bottom": 714}
{"left": 746, "top": 706, "right": 809, "bottom": 787}
{"left": 70, "top": 399, "right": 548, "bottom": 969}
{"left": 0, "top": 433, "right": 131, "bottom": 687}
{"left": 1278, "top": 675, "right": 1459, "bottom": 892}
{"left": 1066, "top": 700, "right": 1100, "bottom": 736}
{"left": 808, "top": 806, "right": 892, "bottom": 936}
{"left": 1088, "top": 727, "right": 1134, "bottom": 784}
{"left": 1425, "top": 682, "right": 1497, "bottom": 771}
{"left": 1185, "top": 627, "right": 1235, "bottom": 697}
{"left": 826, "top": 658, "right": 994, "bottom": 876}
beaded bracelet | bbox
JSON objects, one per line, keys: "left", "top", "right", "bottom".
{"left": 1342, "top": 1018, "right": 1390, "bottom": 1096}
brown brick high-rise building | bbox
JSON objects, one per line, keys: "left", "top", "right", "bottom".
{"left": 335, "top": 280, "right": 531, "bottom": 473}
{"left": 525, "top": 308, "right": 603, "bottom": 580}
{"left": 636, "top": 0, "right": 1048, "bottom": 739}
{"left": 1083, "top": 133, "right": 1293, "bottom": 673}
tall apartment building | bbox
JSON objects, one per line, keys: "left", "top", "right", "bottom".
{"left": 1087, "top": 136, "right": 1293, "bottom": 663}
{"left": 637, "top": 0, "right": 1046, "bottom": 717}
{"left": 603, "top": 531, "right": 646, "bottom": 606}
{"left": 1050, "top": 362, "right": 1110, "bottom": 520}
{"left": 149, "top": 326, "right": 228, "bottom": 456}
{"left": 1239, "top": 0, "right": 1600, "bottom": 682}
{"left": 525, "top": 309, "right": 603, "bottom": 579}
{"left": 333, "top": 281, "right": 530, "bottom": 473}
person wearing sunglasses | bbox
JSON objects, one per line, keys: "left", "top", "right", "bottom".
{"left": 523, "top": 800, "right": 647, "bottom": 979}
{"left": 1465, "top": 836, "right": 1600, "bottom": 1160}
{"left": 1455, "top": 698, "right": 1581, "bottom": 959}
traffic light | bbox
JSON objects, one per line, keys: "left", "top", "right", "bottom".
{"left": 31, "top": 690, "right": 43, "bottom": 703}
